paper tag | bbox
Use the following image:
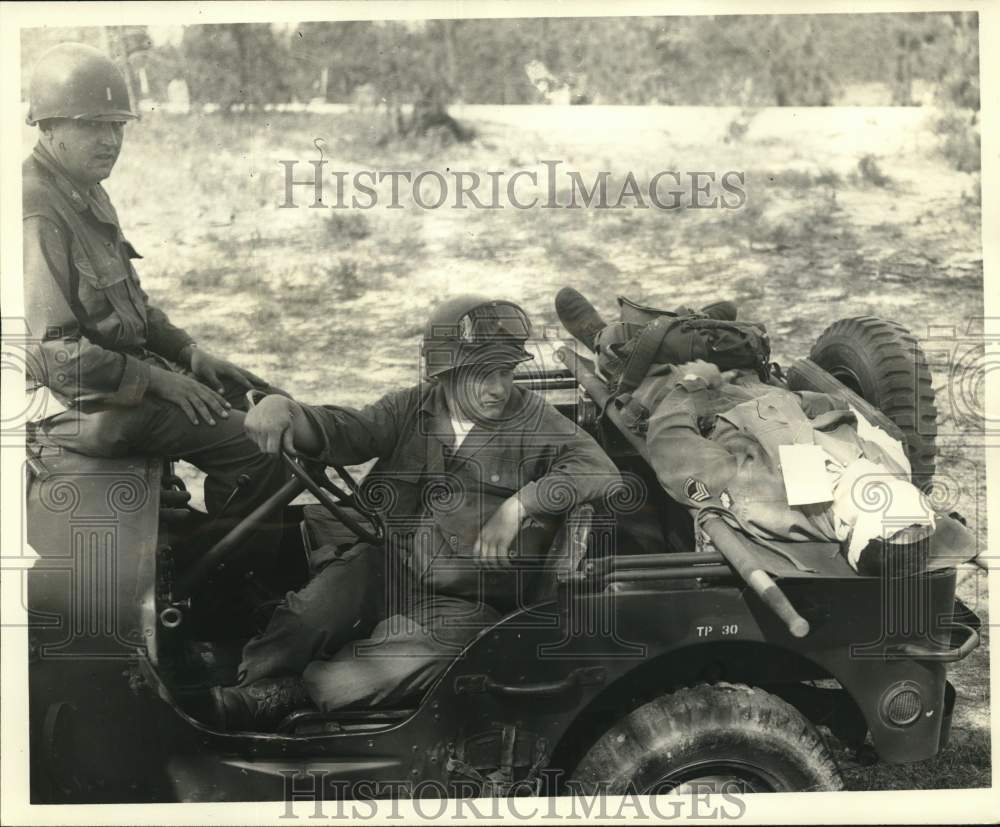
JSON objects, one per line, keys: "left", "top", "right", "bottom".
{"left": 851, "top": 407, "right": 911, "bottom": 478}
{"left": 778, "top": 443, "right": 836, "bottom": 505}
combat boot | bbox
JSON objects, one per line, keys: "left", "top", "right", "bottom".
{"left": 209, "top": 675, "right": 313, "bottom": 731}
{"left": 555, "top": 286, "right": 607, "bottom": 352}
{"left": 701, "top": 300, "right": 738, "bottom": 321}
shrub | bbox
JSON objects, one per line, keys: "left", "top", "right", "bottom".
{"left": 325, "top": 211, "right": 372, "bottom": 242}
{"left": 857, "top": 155, "right": 891, "bottom": 187}
{"left": 934, "top": 111, "right": 981, "bottom": 173}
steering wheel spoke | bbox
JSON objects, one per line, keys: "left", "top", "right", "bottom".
{"left": 175, "top": 475, "right": 306, "bottom": 598}
{"left": 173, "top": 446, "right": 385, "bottom": 599}
{"left": 282, "top": 452, "right": 384, "bottom": 545}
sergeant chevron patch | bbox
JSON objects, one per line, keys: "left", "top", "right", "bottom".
{"left": 685, "top": 477, "right": 711, "bottom": 502}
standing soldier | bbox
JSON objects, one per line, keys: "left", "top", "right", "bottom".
{"left": 22, "top": 43, "right": 287, "bottom": 531}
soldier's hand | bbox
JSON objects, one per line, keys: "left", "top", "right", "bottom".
{"left": 148, "top": 366, "right": 231, "bottom": 426}
{"left": 244, "top": 395, "right": 298, "bottom": 455}
{"left": 473, "top": 495, "right": 526, "bottom": 569}
{"left": 189, "top": 348, "right": 269, "bottom": 395}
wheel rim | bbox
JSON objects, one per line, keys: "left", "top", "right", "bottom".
{"left": 827, "top": 365, "right": 866, "bottom": 398}
{"left": 645, "top": 759, "right": 787, "bottom": 795}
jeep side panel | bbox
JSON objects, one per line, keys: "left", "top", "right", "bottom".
{"left": 26, "top": 453, "right": 164, "bottom": 801}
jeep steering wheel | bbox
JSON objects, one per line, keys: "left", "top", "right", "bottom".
{"left": 281, "top": 451, "right": 384, "bottom": 545}
{"left": 249, "top": 386, "right": 383, "bottom": 546}
{"left": 174, "top": 396, "right": 385, "bottom": 598}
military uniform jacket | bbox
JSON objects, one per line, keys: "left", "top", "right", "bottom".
{"left": 299, "top": 383, "right": 621, "bottom": 610}
{"left": 23, "top": 143, "right": 195, "bottom": 408}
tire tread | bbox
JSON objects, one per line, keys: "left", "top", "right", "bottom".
{"left": 810, "top": 316, "right": 937, "bottom": 486}
{"left": 571, "top": 683, "right": 844, "bottom": 793}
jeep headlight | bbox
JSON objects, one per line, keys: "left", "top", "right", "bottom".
{"left": 881, "top": 681, "right": 924, "bottom": 727}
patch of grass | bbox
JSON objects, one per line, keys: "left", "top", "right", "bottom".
{"left": 723, "top": 191, "right": 847, "bottom": 254}
{"left": 857, "top": 154, "right": 892, "bottom": 187}
{"left": 729, "top": 275, "right": 767, "bottom": 301}
{"left": 815, "top": 169, "right": 843, "bottom": 188}
{"left": 933, "top": 111, "right": 981, "bottom": 173}
{"left": 282, "top": 259, "right": 376, "bottom": 305}
{"left": 325, "top": 210, "right": 372, "bottom": 242}
{"left": 463, "top": 233, "right": 514, "bottom": 261}
{"left": 962, "top": 174, "right": 982, "bottom": 208}
{"left": 227, "top": 265, "right": 266, "bottom": 296}
{"left": 842, "top": 727, "right": 990, "bottom": 790}
{"left": 763, "top": 168, "right": 817, "bottom": 189}
{"left": 250, "top": 303, "right": 280, "bottom": 328}
{"left": 249, "top": 301, "right": 294, "bottom": 358}
{"left": 725, "top": 113, "right": 752, "bottom": 143}
{"left": 593, "top": 210, "right": 646, "bottom": 242}
{"left": 543, "top": 235, "right": 621, "bottom": 278}
{"left": 871, "top": 222, "right": 905, "bottom": 240}
{"left": 327, "top": 259, "right": 366, "bottom": 300}
{"left": 176, "top": 266, "right": 229, "bottom": 290}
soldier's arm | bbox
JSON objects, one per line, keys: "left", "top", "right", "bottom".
{"left": 243, "top": 395, "right": 324, "bottom": 455}
{"left": 301, "top": 392, "right": 408, "bottom": 464}
{"left": 144, "top": 301, "right": 197, "bottom": 366}
{"left": 247, "top": 390, "right": 411, "bottom": 460}
{"left": 516, "top": 411, "right": 622, "bottom": 519}
{"left": 644, "top": 383, "right": 738, "bottom": 506}
{"left": 474, "top": 410, "right": 622, "bottom": 567}
{"left": 23, "top": 215, "right": 151, "bottom": 405}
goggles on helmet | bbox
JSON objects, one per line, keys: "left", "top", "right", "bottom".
{"left": 434, "top": 300, "right": 531, "bottom": 345}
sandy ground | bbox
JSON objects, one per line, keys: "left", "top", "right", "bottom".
{"left": 21, "top": 104, "right": 987, "bottom": 789}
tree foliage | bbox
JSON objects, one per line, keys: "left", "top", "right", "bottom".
{"left": 180, "top": 24, "right": 293, "bottom": 108}
{"left": 21, "top": 12, "right": 980, "bottom": 115}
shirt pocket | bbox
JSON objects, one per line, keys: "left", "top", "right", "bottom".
{"left": 71, "top": 240, "right": 147, "bottom": 346}
{"left": 475, "top": 455, "right": 526, "bottom": 497}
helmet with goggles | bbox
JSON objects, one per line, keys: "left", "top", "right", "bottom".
{"left": 422, "top": 295, "right": 534, "bottom": 379}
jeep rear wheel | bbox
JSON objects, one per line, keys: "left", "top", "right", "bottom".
{"left": 570, "top": 683, "right": 843, "bottom": 794}
{"left": 810, "top": 316, "right": 937, "bottom": 487}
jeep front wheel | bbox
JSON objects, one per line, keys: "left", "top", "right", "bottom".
{"left": 570, "top": 683, "right": 844, "bottom": 794}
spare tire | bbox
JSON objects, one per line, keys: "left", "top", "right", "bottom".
{"left": 810, "top": 316, "right": 937, "bottom": 487}
{"left": 570, "top": 683, "right": 843, "bottom": 794}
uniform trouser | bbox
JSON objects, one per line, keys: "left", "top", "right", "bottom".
{"left": 28, "top": 376, "right": 288, "bottom": 535}
{"left": 238, "top": 542, "right": 501, "bottom": 711}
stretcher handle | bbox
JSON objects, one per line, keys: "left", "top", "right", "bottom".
{"left": 700, "top": 514, "right": 809, "bottom": 638}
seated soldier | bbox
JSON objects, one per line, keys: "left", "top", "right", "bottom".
{"left": 555, "top": 287, "right": 934, "bottom": 574}
{"left": 23, "top": 43, "right": 287, "bottom": 538}
{"left": 207, "top": 295, "right": 621, "bottom": 730}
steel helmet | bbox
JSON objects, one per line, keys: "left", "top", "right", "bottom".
{"left": 26, "top": 42, "right": 136, "bottom": 126}
{"left": 422, "top": 295, "right": 534, "bottom": 378}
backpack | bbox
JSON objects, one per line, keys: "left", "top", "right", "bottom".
{"left": 595, "top": 313, "right": 772, "bottom": 392}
